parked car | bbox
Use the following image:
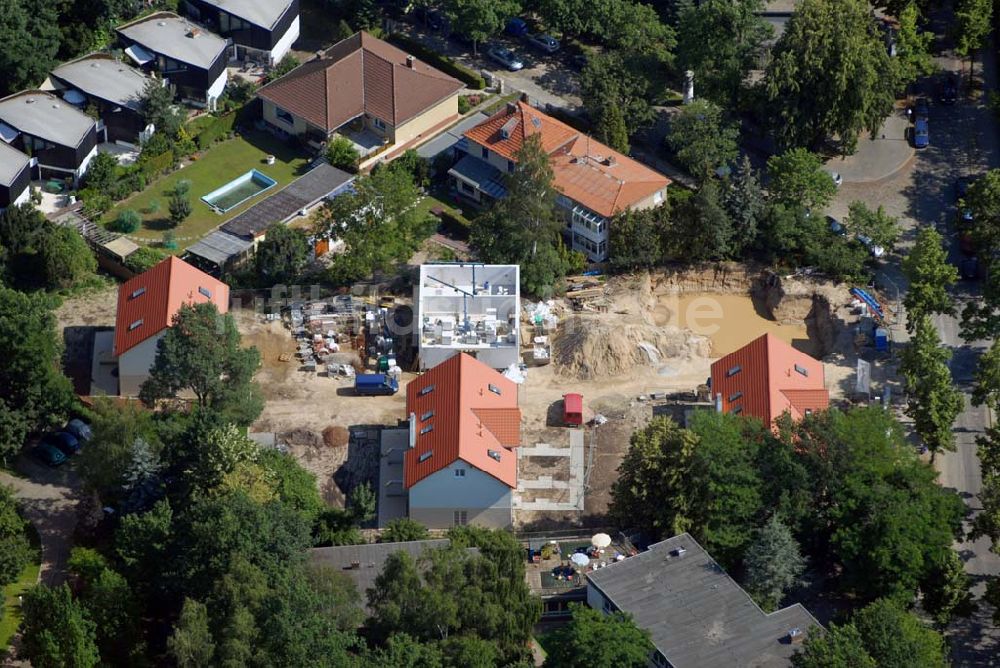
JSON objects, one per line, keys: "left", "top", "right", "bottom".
{"left": 65, "top": 418, "right": 92, "bottom": 442}
{"left": 47, "top": 431, "right": 81, "bottom": 456}
{"left": 825, "top": 170, "right": 843, "bottom": 187}
{"left": 488, "top": 46, "right": 524, "bottom": 71}
{"left": 913, "top": 97, "right": 930, "bottom": 122}
{"left": 940, "top": 74, "right": 959, "bottom": 104}
{"left": 960, "top": 231, "right": 976, "bottom": 255}
{"left": 956, "top": 176, "right": 972, "bottom": 201}
{"left": 506, "top": 17, "right": 528, "bottom": 37}
{"left": 856, "top": 233, "right": 886, "bottom": 258}
{"left": 913, "top": 118, "right": 929, "bottom": 149}
{"left": 526, "top": 33, "right": 560, "bottom": 54}
{"left": 32, "top": 441, "right": 67, "bottom": 467}
{"left": 961, "top": 256, "right": 980, "bottom": 280}
{"left": 827, "top": 215, "right": 847, "bottom": 236}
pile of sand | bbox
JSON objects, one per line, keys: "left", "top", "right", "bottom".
{"left": 323, "top": 425, "right": 350, "bottom": 448}
{"left": 553, "top": 317, "right": 711, "bottom": 380}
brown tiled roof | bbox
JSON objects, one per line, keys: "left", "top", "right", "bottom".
{"left": 257, "top": 31, "right": 463, "bottom": 133}
{"left": 405, "top": 353, "right": 521, "bottom": 489}
{"left": 464, "top": 101, "right": 671, "bottom": 217}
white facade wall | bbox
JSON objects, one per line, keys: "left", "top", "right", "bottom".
{"left": 117, "top": 333, "right": 163, "bottom": 397}
{"left": 269, "top": 16, "right": 300, "bottom": 65}
{"left": 409, "top": 462, "right": 513, "bottom": 529}
{"left": 207, "top": 68, "right": 229, "bottom": 111}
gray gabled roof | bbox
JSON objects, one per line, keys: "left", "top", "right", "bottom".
{"left": 221, "top": 162, "right": 354, "bottom": 238}
{"left": 117, "top": 12, "right": 228, "bottom": 70}
{"left": 199, "top": 0, "right": 295, "bottom": 30}
{"left": 51, "top": 54, "right": 152, "bottom": 112}
{"left": 586, "top": 533, "right": 821, "bottom": 667}
{"left": 0, "top": 91, "right": 96, "bottom": 149}
{"left": 0, "top": 142, "right": 31, "bottom": 187}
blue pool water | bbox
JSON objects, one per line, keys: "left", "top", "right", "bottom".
{"left": 202, "top": 169, "right": 277, "bottom": 212}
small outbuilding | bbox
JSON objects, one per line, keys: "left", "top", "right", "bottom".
{"left": 563, "top": 393, "right": 583, "bottom": 427}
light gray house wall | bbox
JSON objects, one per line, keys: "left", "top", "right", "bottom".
{"left": 117, "top": 333, "right": 162, "bottom": 397}
{"left": 409, "top": 461, "right": 513, "bottom": 529}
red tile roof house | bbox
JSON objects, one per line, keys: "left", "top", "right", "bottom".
{"left": 709, "top": 333, "right": 829, "bottom": 426}
{"left": 114, "top": 256, "right": 229, "bottom": 397}
{"left": 404, "top": 353, "right": 521, "bottom": 529}
{"left": 449, "top": 100, "right": 671, "bottom": 262}
{"left": 256, "top": 31, "right": 464, "bottom": 167}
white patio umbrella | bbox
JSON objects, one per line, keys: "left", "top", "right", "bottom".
{"left": 591, "top": 533, "right": 612, "bottom": 549}
{"left": 570, "top": 552, "right": 590, "bottom": 568}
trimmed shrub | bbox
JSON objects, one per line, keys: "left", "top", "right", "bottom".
{"left": 140, "top": 150, "right": 174, "bottom": 180}
{"left": 195, "top": 111, "right": 238, "bottom": 149}
{"left": 387, "top": 34, "right": 486, "bottom": 89}
{"left": 112, "top": 209, "right": 141, "bottom": 233}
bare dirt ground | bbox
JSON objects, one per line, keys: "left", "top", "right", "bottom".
{"left": 53, "top": 285, "right": 118, "bottom": 394}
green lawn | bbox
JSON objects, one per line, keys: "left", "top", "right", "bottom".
{"left": 0, "top": 525, "right": 41, "bottom": 652}
{"left": 106, "top": 131, "right": 311, "bottom": 246}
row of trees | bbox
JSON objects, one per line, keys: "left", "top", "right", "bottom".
{"left": 609, "top": 409, "right": 968, "bottom": 618}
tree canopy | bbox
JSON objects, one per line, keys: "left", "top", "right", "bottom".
{"left": 544, "top": 604, "right": 652, "bottom": 667}
{"left": 766, "top": 148, "right": 838, "bottom": 211}
{"left": 254, "top": 224, "right": 311, "bottom": 287}
{"left": 902, "top": 227, "right": 958, "bottom": 328}
{"left": 667, "top": 100, "right": 740, "bottom": 181}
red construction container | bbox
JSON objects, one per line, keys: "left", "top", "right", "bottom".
{"left": 563, "top": 393, "right": 583, "bottom": 427}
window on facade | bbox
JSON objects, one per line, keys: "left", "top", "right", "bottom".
{"left": 454, "top": 468, "right": 466, "bottom": 477}
{"left": 419, "top": 385, "right": 435, "bottom": 396}
{"left": 728, "top": 391, "right": 743, "bottom": 402}
{"left": 654, "top": 190, "right": 664, "bottom": 205}
{"left": 130, "top": 287, "right": 146, "bottom": 299}
{"left": 460, "top": 181, "right": 476, "bottom": 195}
{"left": 488, "top": 383, "right": 501, "bottom": 396}
{"left": 198, "top": 286, "right": 212, "bottom": 299}
{"left": 794, "top": 364, "right": 809, "bottom": 377}
{"left": 418, "top": 451, "right": 433, "bottom": 462}
{"left": 420, "top": 424, "right": 434, "bottom": 435}
{"left": 602, "top": 597, "right": 614, "bottom": 613}
{"left": 507, "top": 160, "right": 515, "bottom": 173}
{"left": 453, "top": 510, "right": 468, "bottom": 526}
{"left": 421, "top": 410, "right": 434, "bottom": 421}
{"left": 128, "top": 319, "right": 143, "bottom": 331}
{"left": 275, "top": 106, "right": 294, "bottom": 125}
{"left": 372, "top": 117, "right": 386, "bottom": 130}
{"left": 731, "top": 405, "right": 743, "bottom": 415}
{"left": 727, "top": 365, "right": 742, "bottom": 377}
{"left": 481, "top": 147, "right": 489, "bottom": 160}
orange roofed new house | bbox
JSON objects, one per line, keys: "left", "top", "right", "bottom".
{"left": 257, "top": 31, "right": 464, "bottom": 163}
{"left": 450, "top": 100, "right": 671, "bottom": 262}
{"left": 403, "top": 353, "right": 521, "bottom": 529}
{"left": 114, "top": 256, "right": 229, "bottom": 396}
{"left": 710, "top": 333, "right": 829, "bottom": 425}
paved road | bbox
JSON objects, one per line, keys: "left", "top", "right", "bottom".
{"left": 827, "top": 17, "right": 1000, "bottom": 663}
{"left": 0, "top": 457, "right": 81, "bottom": 588}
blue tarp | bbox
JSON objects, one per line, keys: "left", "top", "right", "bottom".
{"left": 851, "top": 287, "right": 884, "bottom": 321}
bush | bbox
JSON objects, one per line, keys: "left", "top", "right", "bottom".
{"left": 387, "top": 34, "right": 486, "bottom": 89}
{"left": 458, "top": 96, "right": 471, "bottom": 114}
{"left": 195, "top": 111, "right": 238, "bottom": 149}
{"left": 82, "top": 192, "right": 113, "bottom": 218}
{"left": 112, "top": 209, "right": 141, "bottom": 233}
{"left": 144, "top": 199, "right": 160, "bottom": 215}
{"left": 326, "top": 136, "right": 361, "bottom": 172}
{"left": 139, "top": 150, "right": 174, "bottom": 180}
{"left": 124, "top": 246, "right": 168, "bottom": 273}
{"left": 439, "top": 210, "right": 471, "bottom": 240}
{"left": 168, "top": 193, "right": 191, "bottom": 227}
{"left": 173, "top": 179, "right": 192, "bottom": 197}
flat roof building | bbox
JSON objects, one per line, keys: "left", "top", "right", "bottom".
{"left": 587, "top": 533, "right": 821, "bottom": 667}
{"left": 0, "top": 142, "right": 32, "bottom": 211}
{"left": 415, "top": 263, "right": 520, "bottom": 371}
{"left": 0, "top": 90, "right": 98, "bottom": 184}
{"left": 184, "top": 0, "right": 300, "bottom": 65}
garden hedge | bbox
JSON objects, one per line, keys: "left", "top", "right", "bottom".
{"left": 195, "top": 111, "right": 238, "bottom": 149}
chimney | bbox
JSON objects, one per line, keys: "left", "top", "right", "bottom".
{"left": 604, "top": 156, "right": 616, "bottom": 167}
{"left": 788, "top": 628, "right": 804, "bottom": 644}
{"left": 315, "top": 50, "right": 324, "bottom": 61}
{"left": 506, "top": 102, "right": 517, "bottom": 115}
{"left": 406, "top": 55, "right": 415, "bottom": 68}
{"left": 187, "top": 27, "right": 201, "bottom": 38}
{"left": 349, "top": 561, "right": 361, "bottom": 570}
{"left": 520, "top": 92, "right": 530, "bottom": 104}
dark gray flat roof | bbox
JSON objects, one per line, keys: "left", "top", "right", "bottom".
{"left": 51, "top": 54, "right": 151, "bottom": 112}
{"left": 221, "top": 162, "right": 354, "bottom": 238}
{"left": 199, "top": 0, "right": 294, "bottom": 29}
{"left": 0, "top": 142, "right": 30, "bottom": 187}
{"left": 117, "top": 13, "right": 228, "bottom": 70}
{"left": 309, "top": 539, "right": 471, "bottom": 614}
{"left": 587, "top": 533, "right": 821, "bottom": 667}
{"left": 0, "top": 91, "right": 95, "bottom": 148}
{"left": 184, "top": 229, "right": 252, "bottom": 266}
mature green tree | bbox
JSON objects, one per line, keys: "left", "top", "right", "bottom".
{"left": 254, "top": 224, "right": 311, "bottom": 286}
{"left": 899, "top": 316, "right": 963, "bottom": 461}
{"left": 674, "top": 179, "right": 735, "bottom": 261}
{"left": 470, "top": 134, "right": 569, "bottom": 295}
{"left": 676, "top": 0, "right": 772, "bottom": 108}
{"left": 792, "top": 623, "right": 876, "bottom": 668}
{"left": 666, "top": 100, "right": 740, "bottom": 181}
{"left": 168, "top": 192, "right": 192, "bottom": 227}
{"left": 362, "top": 632, "right": 445, "bottom": 667}
{"left": 767, "top": 148, "right": 837, "bottom": 210}
{"left": 168, "top": 598, "right": 215, "bottom": 668}
{"left": 0, "top": 485, "right": 31, "bottom": 587}
{"left": 380, "top": 517, "right": 430, "bottom": 543}
{"left": 313, "top": 507, "right": 364, "bottom": 547}
{"left": 743, "top": 515, "right": 805, "bottom": 611}
{"left": 257, "top": 448, "right": 324, "bottom": 521}
{"left": 76, "top": 565, "right": 143, "bottom": 666}
{"left": 83, "top": 152, "right": 119, "bottom": 192}
{"left": 442, "top": 0, "right": 520, "bottom": 54}
{"left": 609, "top": 205, "right": 669, "bottom": 271}
{"left": 0, "top": 0, "right": 35, "bottom": 96}
{"left": 115, "top": 498, "right": 174, "bottom": 598}
{"left": 852, "top": 598, "right": 948, "bottom": 667}
{"left": 348, "top": 481, "right": 377, "bottom": 524}
{"left": 920, "top": 549, "right": 972, "bottom": 625}
{"left": 139, "top": 302, "right": 263, "bottom": 426}
{"left": 544, "top": 604, "right": 653, "bottom": 667}
{"left": 322, "top": 165, "right": 430, "bottom": 285}
{"left": 722, "top": 156, "right": 766, "bottom": 256}
{"left": 961, "top": 170, "right": 1000, "bottom": 339}
{"left": 845, "top": 201, "right": 901, "bottom": 252}
{"left": 325, "top": 135, "right": 360, "bottom": 172}
{"left": 140, "top": 79, "right": 183, "bottom": 137}
{"left": 439, "top": 634, "right": 498, "bottom": 668}
{"left": 20, "top": 584, "right": 100, "bottom": 668}
{"left": 267, "top": 54, "right": 300, "bottom": 82}
{"left": 0, "top": 287, "right": 74, "bottom": 462}
{"left": 901, "top": 227, "right": 958, "bottom": 330}
{"left": 765, "top": 0, "right": 895, "bottom": 153}
{"left": 953, "top": 0, "right": 993, "bottom": 77}
{"left": 609, "top": 416, "right": 698, "bottom": 539}
{"left": 892, "top": 3, "right": 935, "bottom": 90}
{"left": 580, "top": 51, "right": 654, "bottom": 137}
{"left": 593, "top": 101, "right": 630, "bottom": 154}
{"left": 77, "top": 399, "right": 162, "bottom": 501}
{"left": 40, "top": 225, "right": 97, "bottom": 290}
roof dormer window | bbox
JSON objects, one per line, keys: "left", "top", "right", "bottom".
{"left": 727, "top": 365, "right": 742, "bottom": 377}
{"left": 130, "top": 287, "right": 146, "bottom": 299}
{"left": 419, "top": 384, "right": 435, "bottom": 396}
{"left": 418, "top": 451, "right": 432, "bottom": 462}
{"left": 128, "top": 319, "right": 143, "bottom": 331}
{"left": 420, "top": 424, "right": 434, "bottom": 435}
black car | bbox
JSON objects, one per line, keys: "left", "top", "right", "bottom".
{"left": 961, "top": 256, "right": 980, "bottom": 280}
{"left": 939, "top": 74, "right": 959, "bottom": 104}
{"left": 956, "top": 176, "right": 972, "bottom": 201}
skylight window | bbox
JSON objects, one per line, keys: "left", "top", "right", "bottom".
{"left": 418, "top": 451, "right": 433, "bottom": 463}
{"left": 728, "top": 391, "right": 743, "bottom": 402}
{"left": 128, "top": 319, "right": 143, "bottom": 331}
{"left": 794, "top": 364, "right": 809, "bottom": 377}
{"left": 487, "top": 449, "right": 501, "bottom": 462}
{"left": 421, "top": 410, "right": 435, "bottom": 421}
{"left": 731, "top": 405, "right": 743, "bottom": 415}
{"left": 420, "top": 425, "right": 434, "bottom": 435}
{"left": 727, "top": 365, "right": 742, "bottom": 377}
{"left": 130, "top": 287, "right": 146, "bottom": 299}
{"left": 488, "top": 383, "right": 502, "bottom": 396}
{"left": 419, "top": 385, "right": 435, "bottom": 396}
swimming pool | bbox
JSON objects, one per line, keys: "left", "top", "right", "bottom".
{"left": 202, "top": 169, "right": 277, "bottom": 213}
